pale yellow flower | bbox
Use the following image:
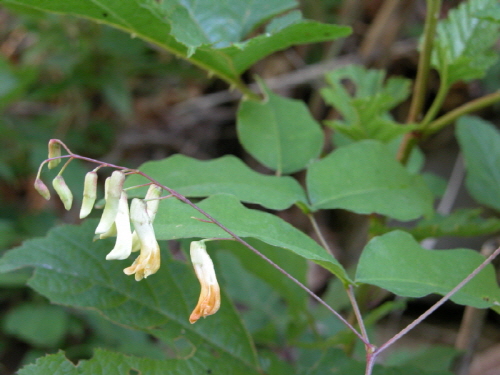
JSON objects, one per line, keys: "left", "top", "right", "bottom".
{"left": 131, "top": 184, "right": 162, "bottom": 252}
{"left": 189, "top": 241, "right": 220, "bottom": 324}
{"left": 95, "top": 170, "right": 125, "bottom": 234}
{"left": 105, "top": 191, "right": 132, "bottom": 260}
{"left": 124, "top": 198, "right": 160, "bottom": 281}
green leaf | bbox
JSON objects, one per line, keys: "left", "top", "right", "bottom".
{"left": 385, "top": 346, "right": 459, "bottom": 374}
{"left": 237, "top": 84, "right": 324, "bottom": 174}
{"left": 405, "top": 209, "right": 500, "bottom": 241}
{"left": 432, "top": 0, "right": 500, "bottom": 85}
{"left": 3, "top": 0, "right": 350, "bottom": 88}
{"left": 216, "top": 251, "right": 288, "bottom": 340}
{"left": 151, "top": 194, "right": 351, "bottom": 284}
{"left": 3, "top": 303, "right": 69, "bottom": 348}
{"left": 0, "top": 56, "right": 37, "bottom": 109}
{"left": 152, "top": 0, "right": 297, "bottom": 49}
{"left": 18, "top": 348, "right": 228, "bottom": 375}
{"left": 124, "top": 154, "right": 307, "bottom": 209}
{"left": 224, "top": 21, "right": 351, "bottom": 74}
{"left": 456, "top": 116, "right": 500, "bottom": 210}
{"left": 212, "top": 239, "right": 308, "bottom": 316}
{"left": 307, "top": 140, "right": 434, "bottom": 221}
{"left": 321, "top": 65, "right": 413, "bottom": 142}
{"left": 474, "top": 3, "right": 500, "bottom": 23}
{"left": 355, "top": 230, "right": 500, "bottom": 308}
{"left": 0, "top": 221, "right": 261, "bottom": 374}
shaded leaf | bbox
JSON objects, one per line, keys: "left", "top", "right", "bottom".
{"left": 307, "top": 140, "right": 433, "bottom": 221}
{"left": 321, "top": 65, "right": 413, "bottom": 142}
{"left": 237, "top": 84, "right": 324, "bottom": 174}
{"left": 18, "top": 349, "right": 223, "bottom": 375}
{"left": 151, "top": 194, "right": 351, "bottom": 283}
{"left": 3, "top": 303, "right": 69, "bottom": 348}
{"left": 0, "top": 221, "right": 261, "bottom": 374}
{"left": 124, "top": 154, "right": 307, "bottom": 210}
{"left": 403, "top": 209, "right": 500, "bottom": 241}
{"left": 212, "top": 239, "right": 308, "bottom": 316}
{"left": 432, "top": 0, "right": 500, "bottom": 85}
{"left": 456, "top": 116, "right": 500, "bottom": 211}
{"left": 355, "top": 230, "right": 500, "bottom": 308}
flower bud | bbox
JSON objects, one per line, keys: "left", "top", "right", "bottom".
{"left": 124, "top": 199, "right": 160, "bottom": 281}
{"left": 106, "top": 191, "right": 132, "bottom": 260}
{"left": 189, "top": 241, "right": 220, "bottom": 324}
{"left": 80, "top": 171, "right": 98, "bottom": 219}
{"left": 52, "top": 175, "right": 73, "bottom": 210}
{"left": 48, "top": 140, "right": 62, "bottom": 169}
{"left": 131, "top": 184, "right": 162, "bottom": 252}
{"left": 34, "top": 178, "right": 51, "bottom": 200}
{"left": 95, "top": 170, "right": 125, "bottom": 234}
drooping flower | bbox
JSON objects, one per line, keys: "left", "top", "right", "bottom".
{"left": 95, "top": 170, "right": 125, "bottom": 235}
{"left": 124, "top": 198, "right": 160, "bottom": 281}
{"left": 131, "top": 184, "right": 162, "bottom": 252}
{"left": 48, "top": 139, "right": 61, "bottom": 169}
{"left": 80, "top": 171, "right": 98, "bottom": 219}
{"left": 52, "top": 175, "right": 73, "bottom": 210}
{"left": 105, "top": 191, "right": 133, "bottom": 260}
{"left": 189, "top": 241, "right": 220, "bottom": 324}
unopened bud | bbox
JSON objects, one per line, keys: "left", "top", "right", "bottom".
{"left": 80, "top": 171, "right": 98, "bottom": 219}
{"left": 48, "top": 140, "right": 62, "bottom": 169}
{"left": 95, "top": 170, "right": 125, "bottom": 234}
{"left": 34, "top": 178, "right": 51, "bottom": 200}
{"left": 52, "top": 175, "right": 73, "bottom": 210}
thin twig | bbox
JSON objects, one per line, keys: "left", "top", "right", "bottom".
{"left": 346, "top": 285, "right": 371, "bottom": 345}
{"left": 425, "top": 90, "right": 500, "bottom": 135}
{"left": 308, "top": 213, "right": 334, "bottom": 254}
{"left": 406, "top": 0, "right": 442, "bottom": 124}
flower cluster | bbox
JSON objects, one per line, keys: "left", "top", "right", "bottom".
{"left": 34, "top": 139, "right": 222, "bottom": 323}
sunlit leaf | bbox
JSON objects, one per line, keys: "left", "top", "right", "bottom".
{"left": 124, "top": 154, "right": 307, "bottom": 210}
{"left": 237, "top": 84, "right": 324, "bottom": 174}
{"left": 2, "top": 0, "right": 350, "bottom": 87}
{"left": 307, "top": 140, "right": 433, "bottom": 221}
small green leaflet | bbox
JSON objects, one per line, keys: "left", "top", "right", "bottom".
{"left": 456, "top": 116, "right": 500, "bottom": 211}
{"left": 307, "top": 140, "right": 433, "bottom": 221}
{"left": 431, "top": 0, "right": 500, "bottom": 85}
{"left": 237, "top": 83, "right": 324, "bottom": 174}
{"left": 356, "top": 230, "right": 500, "bottom": 308}
{"left": 321, "top": 65, "right": 413, "bottom": 142}
{"left": 124, "top": 154, "right": 307, "bottom": 210}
